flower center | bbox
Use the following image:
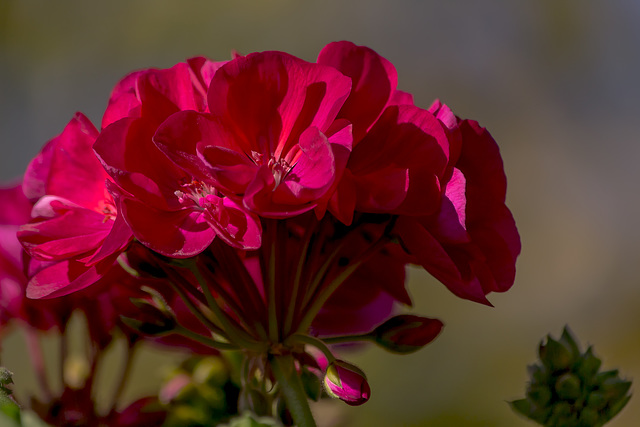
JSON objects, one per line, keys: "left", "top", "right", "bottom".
{"left": 98, "top": 193, "right": 117, "bottom": 222}
{"left": 174, "top": 179, "right": 220, "bottom": 210}
{"left": 251, "top": 151, "right": 294, "bottom": 187}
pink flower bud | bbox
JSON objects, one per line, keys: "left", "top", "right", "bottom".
{"left": 374, "top": 315, "right": 443, "bottom": 354}
{"left": 323, "top": 360, "right": 370, "bottom": 406}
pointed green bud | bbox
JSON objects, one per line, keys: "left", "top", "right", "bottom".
{"left": 539, "top": 337, "right": 573, "bottom": 372}
{"left": 601, "top": 375, "right": 632, "bottom": 402}
{"left": 554, "top": 373, "right": 582, "bottom": 400}
{"left": 558, "top": 327, "right": 580, "bottom": 361}
{"left": 577, "top": 347, "right": 601, "bottom": 380}
{"left": 586, "top": 391, "right": 607, "bottom": 411}
{"left": 578, "top": 407, "right": 599, "bottom": 426}
{"left": 527, "top": 385, "right": 552, "bottom": 406}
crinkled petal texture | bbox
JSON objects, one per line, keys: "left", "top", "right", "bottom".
{"left": 95, "top": 59, "right": 262, "bottom": 257}
{"left": 159, "top": 51, "right": 353, "bottom": 218}
{"left": 18, "top": 113, "right": 132, "bottom": 298}
{"left": 394, "top": 108, "right": 520, "bottom": 304}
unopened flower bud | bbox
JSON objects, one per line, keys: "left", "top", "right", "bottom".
{"left": 122, "top": 287, "right": 177, "bottom": 335}
{"left": 511, "top": 327, "right": 632, "bottom": 426}
{"left": 373, "top": 315, "right": 443, "bottom": 354}
{"left": 554, "top": 373, "right": 581, "bottom": 400}
{"left": 323, "top": 360, "right": 370, "bottom": 406}
{"left": 539, "top": 336, "right": 573, "bottom": 373}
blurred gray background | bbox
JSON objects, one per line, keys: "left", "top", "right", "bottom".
{"left": 1, "top": 1, "right": 640, "bottom": 425}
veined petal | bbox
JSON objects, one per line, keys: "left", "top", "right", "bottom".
{"left": 394, "top": 216, "right": 490, "bottom": 305}
{"left": 207, "top": 51, "right": 351, "bottom": 158}
{"left": 318, "top": 41, "right": 398, "bottom": 144}
{"left": 23, "top": 113, "right": 104, "bottom": 210}
{"left": 119, "top": 196, "right": 215, "bottom": 258}
{"left": 26, "top": 259, "right": 108, "bottom": 299}
{"left": 19, "top": 198, "right": 112, "bottom": 261}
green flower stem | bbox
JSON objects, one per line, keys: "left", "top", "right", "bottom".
{"left": 173, "top": 325, "right": 239, "bottom": 350}
{"left": 285, "top": 334, "right": 336, "bottom": 365}
{"left": 264, "top": 219, "right": 279, "bottom": 343}
{"left": 283, "top": 218, "right": 315, "bottom": 337}
{"left": 206, "top": 245, "right": 267, "bottom": 339}
{"left": 188, "top": 264, "right": 267, "bottom": 353}
{"left": 297, "top": 235, "right": 390, "bottom": 334}
{"left": 166, "top": 277, "right": 223, "bottom": 335}
{"left": 270, "top": 353, "right": 317, "bottom": 427}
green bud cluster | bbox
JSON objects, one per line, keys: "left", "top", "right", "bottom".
{"left": 162, "top": 354, "right": 242, "bottom": 427}
{"left": 511, "top": 327, "right": 632, "bottom": 427}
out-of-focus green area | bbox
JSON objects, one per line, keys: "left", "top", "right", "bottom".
{"left": 1, "top": 1, "right": 639, "bottom": 425}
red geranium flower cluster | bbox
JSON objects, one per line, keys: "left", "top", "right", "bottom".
{"left": 2, "top": 41, "right": 520, "bottom": 425}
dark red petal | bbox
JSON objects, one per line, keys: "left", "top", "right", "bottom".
{"left": 318, "top": 41, "right": 398, "bottom": 143}
{"left": 120, "top": 196, "right": 215, "bottom": 258}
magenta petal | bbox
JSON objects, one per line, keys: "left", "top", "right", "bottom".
{"left": 120, "top": 197, "right": 215, "bottom": 258}
{"left": 26, "top": 260, "right": 105, "bottom": 299}
{"left": 208, "top": 51, "right": 351, "bottom": 153}
{"left": 318, "top": 41, "right": 398, "bottom": 143}
{"left": 23, "top": 113, "right": 103, "bottom": 208}
{"left": 102, "top": 71, "right": 143, "bottom": 128}
{"left": 203, "top": 197, "right": 262, "bottom": 250}
{"left": 394, "top": 216, "right": 489, "bottom": 305}
{"left": 0, "top": 184, "right": 32, "bottom": 225}
{"left": 244, "top": 166, "right": 316, "bottom": 218}
{"left": 282, "top": 127, "right": 335, "bottom": 197}
{"left": 87, "top": 213, "right": 133, "bottom": 265}
{"left": 19, "top": 199, "right": 111, "bottom": 261}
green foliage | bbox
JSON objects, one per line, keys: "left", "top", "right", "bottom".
{"left": 161, "top": 354, "right": 242, "bottom": 427}
{"left": 510, "top": 327, "right": 632, "bottom": 426}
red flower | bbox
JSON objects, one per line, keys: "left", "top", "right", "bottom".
{"left": 154, "top": 51, "right": 353, "bottom": 219}
{"left": 95, "top": 58, "right": 262, "bottom": 257}
{"left": 0, "top": 184, "right": 64, "bottom": 330}
{"left": 317, "top": 42, "right": 449, "bottom": 224}
{"left": 17, "top": 113, "right": 132, "bottom": 298}
{"left": 394, "top": 101, "right": 521, "bottom": 304}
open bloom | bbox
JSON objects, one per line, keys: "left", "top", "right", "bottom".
{"left": 95, "top": 58, "right": 262, "bottom": 258}
{"left": 17, "top": 113, "right": 132, "bottom": 298}
{"left": 154, "top": 51, "right": 353, "bottom": 220}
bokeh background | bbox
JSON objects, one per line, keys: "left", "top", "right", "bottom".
{"left": 1, "top": 1, "right": 639, "bottom": 426}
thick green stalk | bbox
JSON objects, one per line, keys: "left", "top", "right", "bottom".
{"left": 270, "top": 354, "right": 316, "bottom": 427}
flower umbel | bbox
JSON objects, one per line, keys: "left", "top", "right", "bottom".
{"left": 2, "top": 41, "right": 521, "bottom": 427}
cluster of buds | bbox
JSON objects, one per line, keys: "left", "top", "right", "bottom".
{"left": 511, "top": 327, "right": 632, "bottom": 427}
{"left": 160, "top": 354, "right": 242, "bottom": 426}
